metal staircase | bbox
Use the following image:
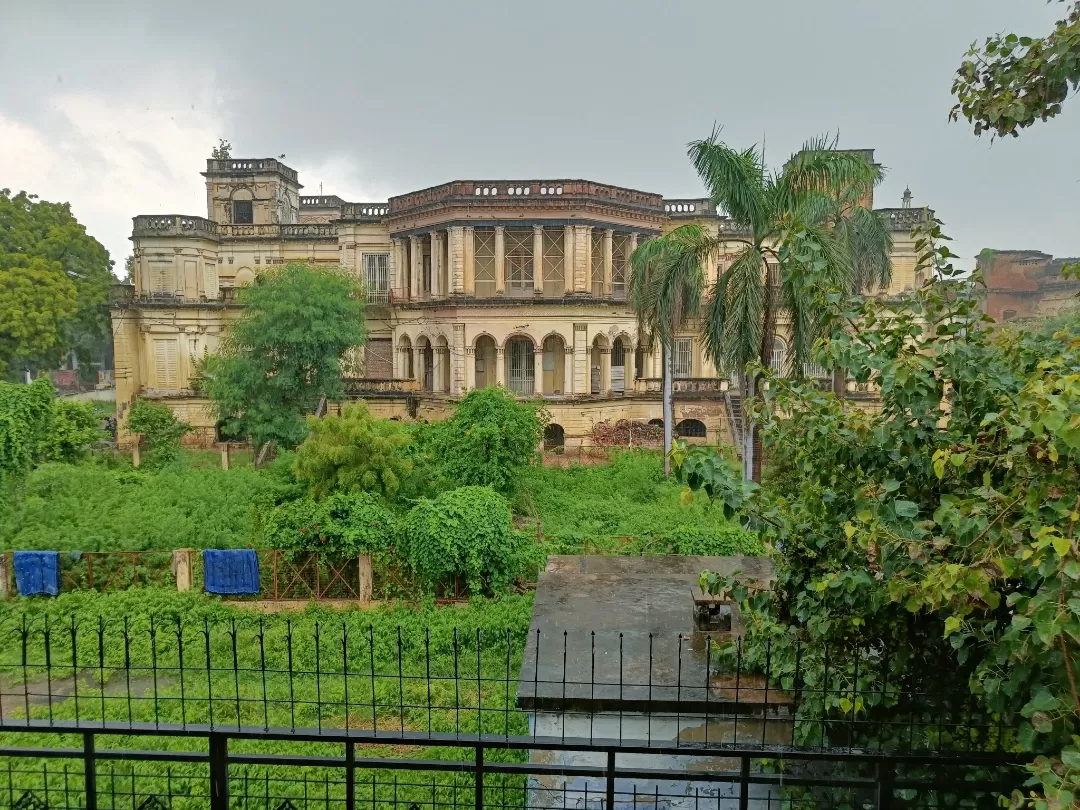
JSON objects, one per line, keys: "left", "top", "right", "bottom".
{"left": 724, "top": 391, "right": 744, "bottom": 458}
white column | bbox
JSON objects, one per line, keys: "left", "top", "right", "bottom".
{"left": 390, "top": 238, "right": 403, "bottom": 300}
{"left": 563, "top": 226, "right": 575, "bottom": 293}
{"left": 409, "top": 236, "right": 421, "bottom": 300}
{"left": 494, "top": 226, "right": 506, "bottom": 295}
{"left": 430, "top": 232, "right": 441, "bottom": 298}
{"left": 464, "top": 347, "right": 475, "bottom": 391}
{"left": 603, "top": 229, "right": 614, "bottom": 297}
{"left": 449, "top": 227, "right": 465, "bottom": 295}
{"left": 600, "top": 348, "right": 611, "bottom": 395}
{"left": 495, "top": 347, "right": 506, "bottom": 387}
{"left": 573, "top": 323, "right": 588, "bottom": 393}
{"left": 573, "top": 226, "right": 590, "bottom": 293}
{"left": 533, "top": 344, "right": 543, "bottom": 395}
{"left": 533, "top": 225, "right": 544, "bottom": 296}
{"left": 563, "top": 348, "right": 574, "bottom": 397}
{"left": 464, "top": 226, "right": 475, "bottom": 296}
{"left": 452, "top": 323, "right": 465, "bottom": 395}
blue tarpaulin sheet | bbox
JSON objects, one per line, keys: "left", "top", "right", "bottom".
{"left": 13, "top": 551, "right": 60, "bottom": 597}
{"left": 203, "top": 549, "right": 260, "bottom": 595}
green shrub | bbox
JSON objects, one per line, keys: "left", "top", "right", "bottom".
{"left": 293, "top": 402, "right": 414, "bottom": 500}
{"left": 421, "top": 387, "right": 544, "bottom": 495}
{"left": 661, "top": 524, "right": 766, "bottom": 556}
{"left": 263, "top": 491, "right": 398, "bottom": 557}
{"left": 38, "top": 399, "right": 103, "bottom": 463}
{"left": 126, "top": 399, "right": 190, "bottom": 466}
{"left": 399, "top": 486, "right": 532, "bottom": 593}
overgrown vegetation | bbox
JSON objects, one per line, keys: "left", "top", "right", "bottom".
{"left": 677, "top": 218, "right": 1080, "bottom": 806}
{"left": 126, "top": 398, "right": 191, "bottom": 466}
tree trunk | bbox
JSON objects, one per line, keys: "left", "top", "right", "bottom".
{"left": 662, "top": 341, "right": 674, "bottom": 477}
{"left": 742, "top": 371, "right": 755, "bottom": 482}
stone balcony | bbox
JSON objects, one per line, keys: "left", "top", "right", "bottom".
{"left": 132, "top": 215, "right": 341, "bottom": 241}
{"left": 634, "top": 377, "right": 730, "bottom": 396}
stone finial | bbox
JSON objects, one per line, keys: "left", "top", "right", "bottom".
{"left": 902, "top": 187, "right": 913, "bottom": 209}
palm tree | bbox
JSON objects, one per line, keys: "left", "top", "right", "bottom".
{"left": 628, "top": 228, "right": 706, "bottom": 475}
{"left": 675, "top": 130, "right": 891, "bottom": 481}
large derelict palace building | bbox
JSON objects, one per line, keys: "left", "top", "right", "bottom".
{"left": 111, "top": 155, "right": 927, "bottom": 449}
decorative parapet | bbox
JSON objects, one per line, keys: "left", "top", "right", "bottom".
{"left": 634, "top": 377, "right": 730, "bottom": 394}
{"left": 132, "top": 215, "right": 220, "bottom": 240}
{"left": 339, "top": 202, "right": 390, "bottom": 222}
{"left": 388, "top": 180, "right": 664, "bottom": 218}
{"left": 716, "top": 218, "right": 753, "bottom": 237}
{"left": 663, "top": 198, "right": 716, "bottom": 218}
{"left": 281, "top": 223, "right": 337, "bottom": 239}
{"left": 877, "top": 207, "right": 932, "bottom": 233}
{"left": 300, "top": 195, "right": 345, "bottom": 208}
{"left": 342, "top": 378, "right": 421, "bottom": 396}
{"left": 203, "top": 158, "right": 299, "bottom": 184}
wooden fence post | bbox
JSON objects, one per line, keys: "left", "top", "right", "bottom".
{"left": 220, "top": 443, "right": 230, "bottom": 471}
{"left": 357, "top": 553, "right": 372, "bottom": 602}
{"left": 172, "top": 549, "right": 194, "bottom": 592}
{"left": 0, "top": 552, "right": 12, "bottom": 600}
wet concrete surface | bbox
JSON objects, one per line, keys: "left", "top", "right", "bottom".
{"left": 0, "top": 672, "right": 177, "bottom": 720}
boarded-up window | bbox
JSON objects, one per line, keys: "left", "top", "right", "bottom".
{"left": 149, "top": 264, "right": 173, "bottom": 293}
{"left": 364, "top": 339, "right": 393, "bottom": 380}
{"left": 204, "top": 263, "right": 219, "bottom": 300}
{"left": 154, "top": 339, "right": 179, "bottom": 390}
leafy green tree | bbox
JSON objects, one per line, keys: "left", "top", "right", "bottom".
{"left": 292, "top": 402, "right": 414, "bottom": 500}
{"left": 263, "top": 491, "right": 398, "bottom": 557}
{"left": 399, "top": 485, "right": 533, "bottom": 593}
{"left": 37, "top": 400, "right": 103, "bottom": 463}
{"left": 951, "top": 0, "right": 1080, "bottom": 138}
{"left": 126, "top": 399, "right": 191, "bottom": 466}
{"left": 0, "top": 254, "right": 78, "bottom": 377}
{"left": 670, "top": 131, "right": 888, "bottom": 482}
{"left": 677, "top": 218, "right": 1080, "bottom": 806}
{"left": 0, "top": 377, "right": 54, "bottom": 483}
{"left": 421, "top": 386, "right": 544, "bottom": 495}
{"left": 629, "top": 228, "right": 705, "bottom": 476}
{"left": 202, "top": 263, "right": 366, "bottom": 454}
{"left": 0, "top": 189, "right": 114, "bottom": 377}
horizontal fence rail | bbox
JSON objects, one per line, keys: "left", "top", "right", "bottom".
{"left": 0, "top": 615, "right": 1033, "bottom": 808}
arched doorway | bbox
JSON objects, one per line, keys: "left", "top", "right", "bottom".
{"left": 398, "top": 335, "right": 414, "bottom": 380}
{"left": 544, "top": 423, "right": 565, "bottom": 450}
{"left": 506, "top": 337, "right": 535, "bottom": 395}
{"left": 590, "top": 335, "right": 609, "bottom": 394}
{"left": 417, "top": 336, "right": 434, "bottom": 392}
{"left": 435, "top": 335, "right": 450, "bottom": 393}
{"left": 474, "top": 336, "right": 497, "bottom": 388}
{"left": 541, "top": 335, "right": 566, "bottom": 395}
{"left": 611, "top": 336, "right": 628, "bottom": 393}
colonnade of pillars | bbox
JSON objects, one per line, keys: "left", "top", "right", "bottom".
{"left": 390, "top": 226, "right": 638, "bottom": 299}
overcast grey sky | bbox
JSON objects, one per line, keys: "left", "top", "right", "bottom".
{"left": 1, "top": 0, "right": 1077, "bottom": 271}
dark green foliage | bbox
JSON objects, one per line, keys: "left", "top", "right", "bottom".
{"left": 203, "top": 264, "right": 366, "bottom": 451}
{"left": 263, "top": 491, "right": 398, "bottom": 557}
{"left": 0, "top": 377, "right": 54, "bottom": 482}
{"left": 0, "top": 189, "right": 114, "bottom": 377}
{"left": 421, "top": 387, "right": 545, "bottom": 495}
{"left": 126, "top": 398, "right": 191, "bottom": 466}
{"left": 951, "top": 1, "right": 1080, "bottom": 138}
{"left": 399, "top": 486, "right": 534, "bottom": 593}
{"left": 293, "top": 402, "right": 415, "bottom": 500}
{"left": 38, "top": 399, "right": 103, "bottom": 463}
{"left": 1, "top": 461, "right": 271, "bottom": 551}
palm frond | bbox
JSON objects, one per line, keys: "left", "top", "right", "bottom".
{"left": 702, "top": 245, "right": 765, "bottom": 374}
{"left": 688, "top": 126, "right": 768, "bottom": 230}
{"left": 629, "top": 227, "right": 706, "bottom": 349}
{"left": 842, "top": 207, "right": 893, "bottom": 292}
{"left": 774, "top": 138, "right": 879, "bottom": 214}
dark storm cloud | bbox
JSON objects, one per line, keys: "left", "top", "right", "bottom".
{"left": 2, "top": 0, "right": 1077, "bottom": 266}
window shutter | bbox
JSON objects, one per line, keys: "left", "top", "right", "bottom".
{"left": 154, "top": 339, "right": 179, "bottom": 390}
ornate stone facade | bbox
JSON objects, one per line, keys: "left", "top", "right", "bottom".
{"left": 111, "top": 154, "right": 926, "bottom": 449}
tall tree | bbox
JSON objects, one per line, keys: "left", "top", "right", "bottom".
{"left": 202, "top": 263, "right": 366, "bottom": 456}
{"left": 951, "top": 0, "right": 1080, "bottom": 139}
{"left": 676, "top": 131, "right": 889, "bottom": 481}
{"left": 628, "top": 228, "right": 705, "bottom": 476}
{"left": 0, "top": 189, "right": 114, "bottom": 379}
{"left": 0, "top": 254, "right": 78, "bottom": 377}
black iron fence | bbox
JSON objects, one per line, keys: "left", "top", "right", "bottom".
{"left": 0, "top": 616, "right": 1031, "bottom": 809}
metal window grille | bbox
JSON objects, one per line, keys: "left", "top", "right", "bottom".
{"left": 674, "top": 339, "right": 693, "bottom": 378}
{"left": 505, "top": 229, "right": 533, "bottom": 296}
{"left": 364, "top": 254, "right": 390, "bottom": 304}
{"left": 612, "top": 233, "right": 629, "bottom": 300}
{"left": 542, "top": 229, "right": 564, "bottom": 296}
{"left": 771, "top": 339, "right": 789, "bottom": 377}
{"left": 590, "top": 231, "right": 605, "bottom": 296}
{"left": 232, "top": 200, "right": 253, "bottom": 224}
{"left": 473, "top": 229, "right": 496, "bottom": 297}
{"left": 507, "top": 338, "right": 534, "bottom": 395}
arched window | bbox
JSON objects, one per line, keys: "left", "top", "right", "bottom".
{"left": 506, "top": 337, "right": 535, "bottom": 395}
{"left": 675, "top": 419, "right": 707, "bottom": 438}
{"left": 231, "top": 189, "right": 254, "bottom": 224}
{"left": 771, "top": 337, "right": 788, "bottom": 377}
{"left": 544, "top": 423, "right": 565, "bottom": 450}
